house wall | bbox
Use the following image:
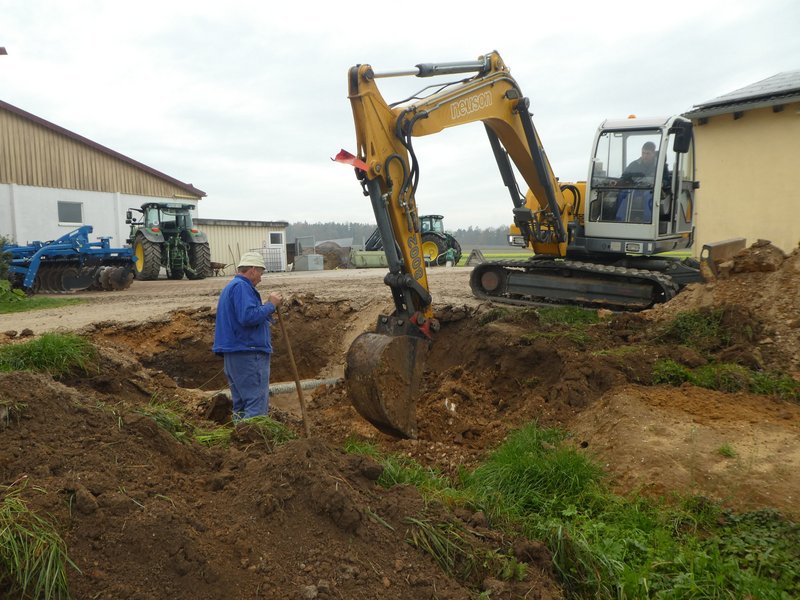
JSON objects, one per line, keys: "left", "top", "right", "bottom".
{"left": 194, "top": 219, "right": 288, "bottom": 274}
{"left": 0, "top": 183, "right": 195, "bottom": 247}
{"left": 693, "top": 103, "right": 800, "bottom": 253}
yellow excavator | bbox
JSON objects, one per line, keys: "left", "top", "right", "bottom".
{"left": 338, "top": 51, "right": 717, "bottom": 438}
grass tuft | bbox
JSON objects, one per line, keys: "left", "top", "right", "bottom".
{"left": 404, "top": 516, "right": 527, "bottom": 585}
{"left": 655, "top": 308, "right": 732, "bottom": 352}
{"left": 194, "top": 426, "right": 233, "bottom": 447}
{"left": 0, "top": 478, "right": 77, "bottom": 599}
{"left": 0, "top": 397, "right": 27, "bottom": 427}
{"left": 477, "top": 307, "right": 512, "bottom": 325}
{"left": 0, "top": 333, "right": 97, "bottom": 376}
{"left": 137, "top": 398, "right": 194, "bottom": 443}
{"left": 536, "top": 306, "right": 599, "bottom": 326}
{"left": 237, "top": 415, "right": 297, "bottom": 445}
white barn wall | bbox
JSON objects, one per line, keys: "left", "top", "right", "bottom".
{"left": 0, "top": 183, "right": 197, "bottom": 247}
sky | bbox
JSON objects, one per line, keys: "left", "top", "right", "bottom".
{"left": 2, "top": 0, "right": 799, "bottom": 229}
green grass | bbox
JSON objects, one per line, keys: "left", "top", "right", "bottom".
{"left": 456, "top": 252, "right": 527, "bottom": 266}
{"left": 345, "top": 424, "right": 800, "bottom": 598}
{"left": 515, "top": 306, "right": 599, "bottom": 348}
{"left": 653, "top": 359, "right": 800, "bottom": 401}
{"left": 536, "top": 306, "right": 599, "bottom": 326}
{"left": 0, "top": 333, "right": 97, "bottom": 376}
{"left": 343, "top": 436, "right": 457, "bottom": 500}
{"left": 194, "top": 426, "right": 233, "bottom": 447}
{"left": 137, "top": 399, "right": 194, "bottom": 444}
{"left": 0, "top": 478, "right": 76, "bottom": 599}
{"left": 138, "top": 399, "right": 297, "bottom": 447}
{"left": 404, "top": 515, "right": 527, "bottom": 585}
{"left": 0, "top": 278, "right": 84, "bottom": 313}
{"left": 478, "top": 305, "right": 598, "bottom": 329}
{"left": 236, "top": 415, "right": 298, "bottom": 444}
{"left": 655, "top": 308, "right": 735, "bottom": 352}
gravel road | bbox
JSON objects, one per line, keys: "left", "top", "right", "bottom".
{"left": 1, "top": 266, "right": 479, "bottom": 335}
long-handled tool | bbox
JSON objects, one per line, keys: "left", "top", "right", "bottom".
{"left": 276, "top": 308, "right": 310, "bottom": 437}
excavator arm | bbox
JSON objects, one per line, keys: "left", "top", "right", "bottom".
{"left": 341, "top": 51, "right": 572, "bottom": 438}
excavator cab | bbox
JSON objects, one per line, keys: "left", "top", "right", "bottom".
{"left": 581, "top": 116, "right": 698, "bottom": 256}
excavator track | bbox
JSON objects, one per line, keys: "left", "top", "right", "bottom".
{"left": 470, "top": 258, "right": 679, "bottom": 310}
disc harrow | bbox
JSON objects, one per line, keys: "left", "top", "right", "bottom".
{"left": 5, "top": 225, "right": 136, "bottom": 294}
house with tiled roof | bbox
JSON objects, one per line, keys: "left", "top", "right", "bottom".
{"left": 684, "top": 71, "right": 800, "bottom": 252}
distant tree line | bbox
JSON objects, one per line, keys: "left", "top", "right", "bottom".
{"left": 286, "top": 222, "right": 508, "bottom": 247}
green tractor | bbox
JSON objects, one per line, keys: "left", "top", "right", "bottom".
{"left": 364, "top": 214, "right": 462, "bottom": 266}
{"left": 419, "top": 215, "right": 462, "bottom": 266}
{"left": 126, "top": 202, "right": 212, "bottom": 280}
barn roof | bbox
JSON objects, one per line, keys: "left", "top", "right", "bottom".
{"left": 0, "top": 99, "right": 206, "bottom": 197}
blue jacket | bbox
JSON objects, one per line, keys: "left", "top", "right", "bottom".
{"left": 212, "top": 275, "right": 276, "bottom": 354}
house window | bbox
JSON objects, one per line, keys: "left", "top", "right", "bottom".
{"left": 58, "top": 201, "right": 83, "bottom": 224}
{"left": 269, "top": 232, "right": 283, "bottom": 245}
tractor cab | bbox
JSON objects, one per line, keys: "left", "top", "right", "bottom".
{"left": 420, "top": 215, "right": 445, "bottom": 234}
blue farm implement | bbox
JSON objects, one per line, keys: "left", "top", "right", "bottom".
{"left": 6, "top": 225, "right": 136, "bottom": 293}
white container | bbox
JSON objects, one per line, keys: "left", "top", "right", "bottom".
{"left": 294, "top": 254, "right": 324, "bottom": 271}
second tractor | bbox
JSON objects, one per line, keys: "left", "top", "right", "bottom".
{"left": 126, "top": 202, "right": 212, "bottom": 280}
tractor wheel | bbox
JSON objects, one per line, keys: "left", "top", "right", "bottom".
{"left": 421, "top": 233, "right": 447, "bottom": 265}
{"left": 133, "top": 233, "right": 162, "bottom": 280}
{"left": 186, "top": 242, "right": 212, "bottom": 280}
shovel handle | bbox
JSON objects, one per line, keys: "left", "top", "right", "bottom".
{"left": 277, "top": 309, "right": 310, "bottom": 438}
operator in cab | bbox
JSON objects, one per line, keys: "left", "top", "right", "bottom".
{"left": 623, "top": 141, "right": 658, "bottom": 178}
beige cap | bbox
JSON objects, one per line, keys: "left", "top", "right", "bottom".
{"left": 237, "top": 252, "right": 266, "bottom": 269}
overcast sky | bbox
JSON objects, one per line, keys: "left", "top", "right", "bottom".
{"left": 2, "top": 0, "right": 798, "bottom": 229}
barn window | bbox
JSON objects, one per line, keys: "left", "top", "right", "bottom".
{"left": 270, "top": 232, "right": 283, "bottom": 245}
{"left": 58, "top": 201, "right": 83, "bottom": 224}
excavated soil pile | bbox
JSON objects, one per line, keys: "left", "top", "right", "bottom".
{"left": 0, "top": 368, "right": 561, "bottom": 599}
{"left": 1, "top": 242, "right": 799, "bottom": 598}
{"left": 650, "top": 242, "right": 800, "bottom": 375}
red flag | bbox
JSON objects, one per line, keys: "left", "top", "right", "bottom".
{"left": 332, "top": 149, "right": 369, "bottom": 172}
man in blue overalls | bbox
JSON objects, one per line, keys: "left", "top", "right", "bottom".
{"left": 213, "top": 252, "right": 283, "bottom": 421}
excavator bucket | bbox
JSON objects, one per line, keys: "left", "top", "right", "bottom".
{"left": 345, "top": 332, "right": 429, "bottom": 439}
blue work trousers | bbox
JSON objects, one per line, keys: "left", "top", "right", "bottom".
{"left": 222, "top": 351, "right": 271, "bottom": 421}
